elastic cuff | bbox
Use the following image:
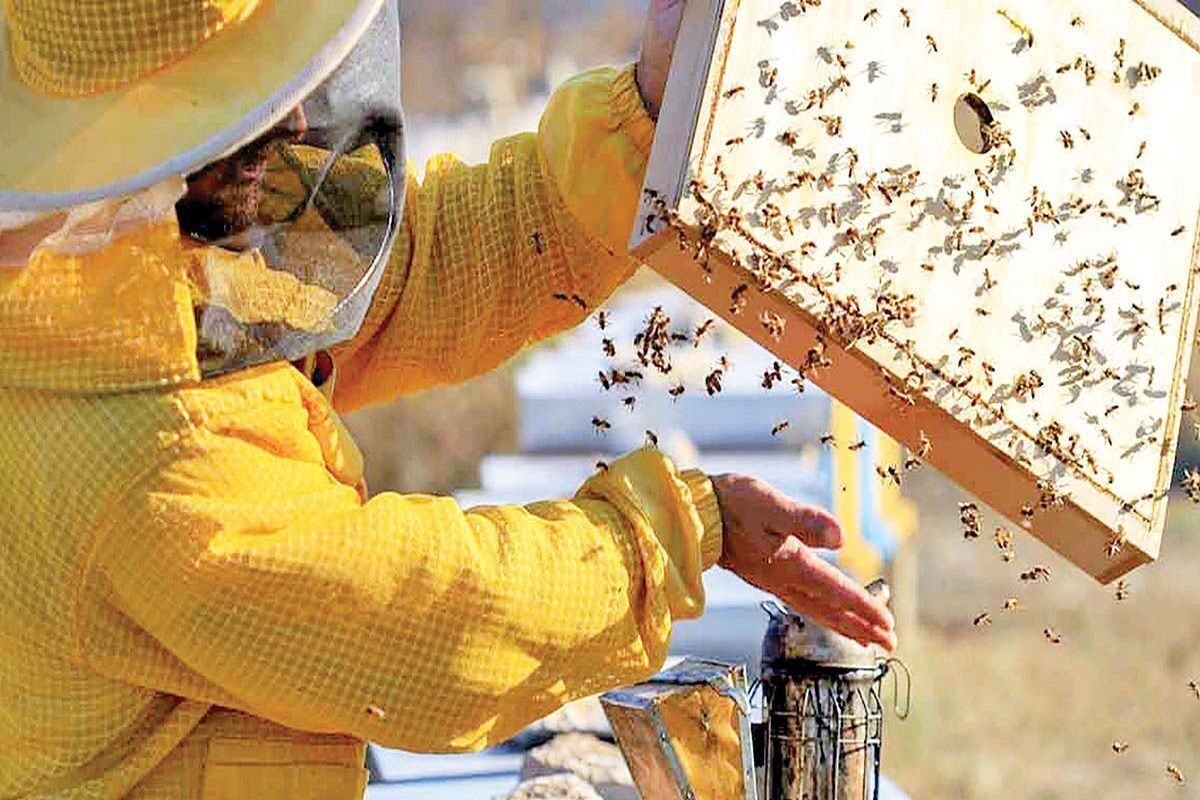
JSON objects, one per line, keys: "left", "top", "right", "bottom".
{"left": 610, "top": 63, "right": 657, "bottom": 155}
{"left": 681, "top": 469, "right": 724, "bottom": 570}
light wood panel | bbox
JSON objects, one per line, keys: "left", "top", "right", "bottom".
{"left": 634, "top": 0, "right": 1200, "bottom": 582}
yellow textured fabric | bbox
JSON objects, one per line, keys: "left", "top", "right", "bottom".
{"left": 5, "top": 0, "right": 261, "bottom": 96}
{"left": 0, "top": 65, "right": 723, "bottom": 798}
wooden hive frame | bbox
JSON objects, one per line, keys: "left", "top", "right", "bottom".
{"left": 633, "top": 0, "right": 1200, "bottom": 583}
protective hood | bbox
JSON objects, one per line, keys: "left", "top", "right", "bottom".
{"left": 0, "top": 2, "right": 406, "bottom": 391}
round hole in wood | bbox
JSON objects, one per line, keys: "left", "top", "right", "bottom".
{"left": 954, "top": 93, "right": 996, "bottom": 154}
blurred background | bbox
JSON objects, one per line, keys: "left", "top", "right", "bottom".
{"left": 351, "top": 2, "right": 1200, "bottom": 797}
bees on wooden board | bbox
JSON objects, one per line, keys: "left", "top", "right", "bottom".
{"left": 1021, "top": 565, "right": 1052, "bottom": 582}
{"left": 959, "top": 502, "right": 981, "bottom": 539}
{"left": 553, "top": 292, "right": 588, "bottom": 310}
{"left": 994, "top": 527, "right": 1016, "bottom": 561}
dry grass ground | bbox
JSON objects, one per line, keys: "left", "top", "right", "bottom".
{"left": 887, "top": 469, "right": 1200, "bottom": 799}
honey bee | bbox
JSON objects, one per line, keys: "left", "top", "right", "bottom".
{"left": 725, "top": 136, "right": 745, "bottom": 148}
{"left": 1021, "top": 565, "right": 1052, "bottom": 582}
{"left": 994, "top": 527, "right": 1015, "bottom": 560}
{"left": 771, "top": 420, "right": 791, "bottom": 437}
{"left": 900, "top": 8, "right": 911, "bottom": 27}
{"left": 622, "top": 396, "right": 637, "bottom": 412}
{"left": 1111, "top": 740, "right": 1129, "bottom": 754}
{"left": 1043, "top": 627, "right": 1063, "bottom": 645}
{"left": 1172, "top": 226, "right": 1187, "bottom": 237}
{"left": 1115, "top": 580, "right": 1130, "bottom": 601}
{"left": 925, "top": 34, "right": 938, "bottom": 53}
{"left": 820, "top": 434, "right": 837, "bottom": 448}
{"left": 645, "top": 429, "right": 659, "bottom": 448}
{"left": 554, "top": 293, "right": 588, "bottom": 310}
{"left": 722, "top": 85, "right": 746, "bottom": 99}
{"left": 597, "top": 370, "right": 612, "bottom": 391}
{"left": 531, "top": 232, "right": 545, "bottom": 254}
{"left": 592, "top": 416, "right": 612, "bottom": 434}
{"left": 1003, "top": 598, "right": 1020, "bottom": 613}
{"left": 848, "top": 439, "right": 867, "bottom": 451}
{"left": 1071, "top": 16, "right": 1085, "bottom": 27}
{"left": 705, "top": 369, "right": 724, "bottom": 396}
{"left": 595, "top": 460, "right": 610, "bottom": 473}
{"left": 818, "top": 115, "right": 843, "bottom": 136}
{"left": 930, "top": 82, "right": 939, "bottom": 103}
{"left": 1059, "top": 130, "right": 1075, "bottom": 149}
{"left": 959, "top": 502, "right": 981, "bottom": 538}
{"left": 1167, "top": 763, "right": 1186, "bottom": 785}
{"left": 916, "top": 430, "right": 932, "bottom": 459}
{"left": 921, "top": 262, "right": 936, "bottom": 272}
{"left": 602, "top": 338, "right": 616, "bottom": 358}
{"left": 1136, "top": 141, "right": 1147, "bottom": 159}
{"left": 863, "top": 8, "right": 879, "bottom": 22}
{"left": 1189, "top": 679, "right": 1200, "bottom": 700}
{"left": 973, "top": 612, "right": 993, "bottom": 628}
{"left": 668, "top": 385, "right": 685, "bottom": 400}
{"left": 597, "top": 310, "right": 609, "bottom": 330}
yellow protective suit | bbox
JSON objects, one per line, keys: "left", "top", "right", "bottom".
{"left": 0, "top": 65, "right": 723, "bottom": 798}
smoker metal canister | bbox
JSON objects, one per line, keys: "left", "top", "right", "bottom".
{"left": 758, "top": 593, "right": 905, "bottom": 800}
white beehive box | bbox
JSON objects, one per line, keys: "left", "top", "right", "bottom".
{"left": 634, "top": 0, "right": 1200, "bottom": 582}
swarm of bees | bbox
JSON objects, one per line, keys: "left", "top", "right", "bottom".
{"left": 621, "top": 5, "right": 1200, "bottom": 788}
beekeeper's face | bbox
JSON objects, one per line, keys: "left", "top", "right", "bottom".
{"left": 175, "top": 106, "right": 309, "bottom": 243}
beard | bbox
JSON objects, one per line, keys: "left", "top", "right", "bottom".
{"left": 175, "top": 144, "right": 272, "bottom": 243}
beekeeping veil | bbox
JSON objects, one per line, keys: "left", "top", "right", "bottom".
{"left": 0, "top": 0, "right": 406, "bottom": 377}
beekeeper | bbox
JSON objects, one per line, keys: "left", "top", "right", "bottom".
{"left": 0, "top": 0, "right": 895, "bottom": 796}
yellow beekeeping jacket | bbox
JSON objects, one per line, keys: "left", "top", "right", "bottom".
{"left": 0, "top": 66, "right": 723, "bottom": 799}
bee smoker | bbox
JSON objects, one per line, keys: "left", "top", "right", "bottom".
{"left": 758, "top": 583, "right": 909, "bottom": 800}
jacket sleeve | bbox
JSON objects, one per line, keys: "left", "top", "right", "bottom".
{"left": 330, "top": 64, "right": 654, "bottom": 413}
{"left": 88, "top": 405, "right": 723, "bottom": 753}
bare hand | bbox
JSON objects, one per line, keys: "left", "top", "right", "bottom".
{"left": 711, "top": 474, "right": 898, "bottom": 651}
{"left": 636, "top": 0, "right": 688, "bottom": 120}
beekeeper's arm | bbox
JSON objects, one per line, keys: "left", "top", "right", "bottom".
{"left": 92, "top": 414, "right": 719, "bottom": 752}
{"left": 90, "top": 395, "right": 890, "bottom": 753}
{"left": 330, "top": 64, "right": 652, "bottom": 412}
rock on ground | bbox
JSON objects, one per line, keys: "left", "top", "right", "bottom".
{"left": 519, "top": 733, "right": 638, "bottom": 800}
{"left": 496, "top": 773, "right": 605, "bottom": 800}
